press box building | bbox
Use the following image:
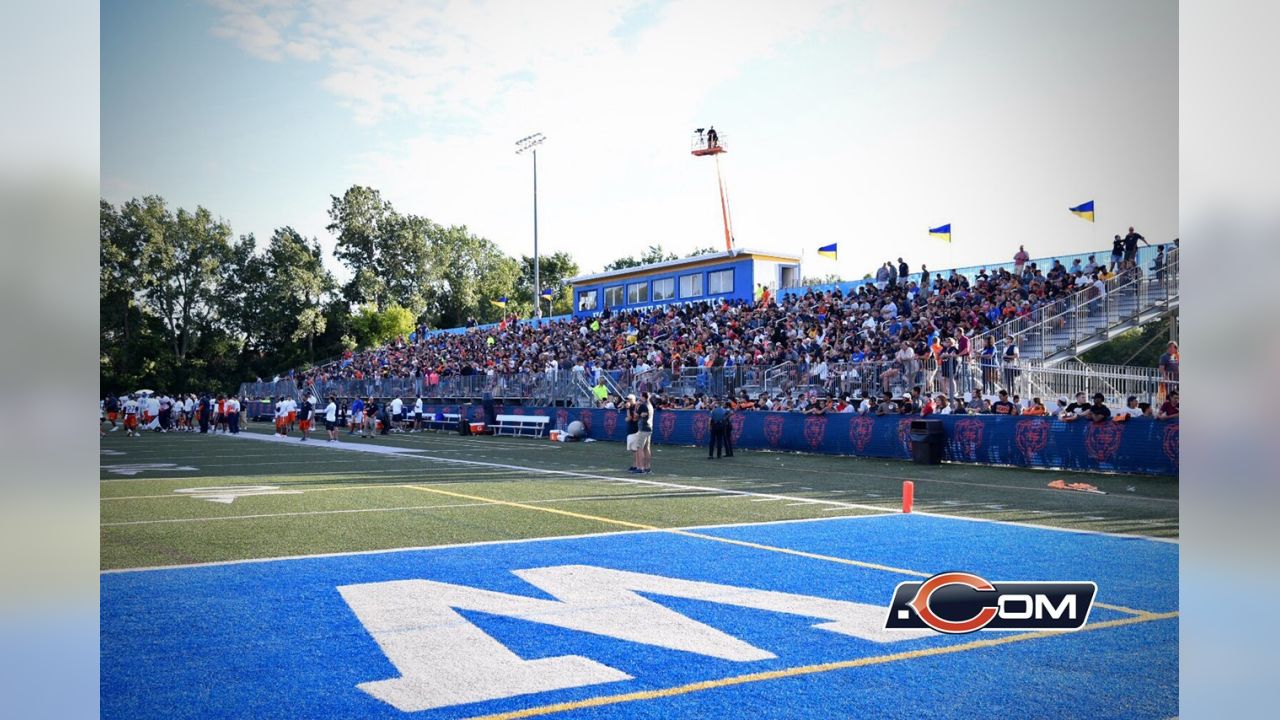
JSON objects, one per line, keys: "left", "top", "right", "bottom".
{"left": 567, "top": 249, "right": 801, "bottom": 318}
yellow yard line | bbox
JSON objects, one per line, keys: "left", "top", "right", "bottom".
{"left": 465, "top": 611, "right": 1178, "bottom": 720}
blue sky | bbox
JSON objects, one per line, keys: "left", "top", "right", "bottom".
{"left": 102, "top": 0, "right": 1176, "bottom": 282}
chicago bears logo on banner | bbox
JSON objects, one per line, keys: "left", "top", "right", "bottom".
{"left": 953, "top": 418, "right": 984, "bottom": 461}
{"left": 511, "top": 407, "right": 525, "bottom": 415}
{"left": 803, "top": 415, "right": 827, "bottom": 449}
{"left": 1085, "top": 422, "right": 1124, "bottom": 462}
{"left": 470, "top": 406, "right": 484, "bottom": 420}
{"left": 763, "top": 415, "right": 785, "bottom": 447}
{"left": 659, "top": 411, "right": 677, "bottom": 441}
{"left": 602, "top": 411, "right": 617, "bottom": 437}
{"left": 729, "top": 412, "right": 745, "bottom": 444}
{"left": 1015, "top": 418, "right": 1050, "bottom": 459}
{"left": 692, "top": 413, "right": 710, "bottom": 443}
{"left": 848, "top": 416, "right": 874, "bottom": 451}
{"left": 579, "top": 411, "right": 592, "bottom": 434}
{"left": 897, "top": 418, "right": 914, "bottom": 456}
{"left": 1162, "top": 423, "right": 1179, "bottom": 467}
{"left": 556, "top": 409, "right": 569, "bottom": 429}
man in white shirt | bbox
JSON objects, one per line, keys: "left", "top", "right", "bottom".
{"left": 286, "top": 396, "right": 298, "bottom": 433}
{"left": 389, "top": 396, "right": 404, "bottom": 432}
{"left": 225, "top": 396, "right": 241, "bottom": 434}
{"left": 123, "top": 395, "right": 140, "bottom": 437}
{"left": 274, "top": 396, "right": 289, "bottom": 437}
{"left": 1112, "top": 395, "right": 1143, "bottom": 419}
{"left": 412, "top": 396, "right": 424, "bottom": 431}
{"left": 324, "top": 396, "right": 339, "bottom": 441}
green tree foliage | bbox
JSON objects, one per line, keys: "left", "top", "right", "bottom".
{"left": 349, "top": 304, "right": 416, "bottom": 349}
{"left": 516, "top": 251, "right": 580, "bottom": 316}
{"left": 800, "top": 273, "right": 843, "bottom": 286}
{"left": 1079, "top": 315, "right": 1177, "bottom": 368}
{"left": 326, "top": 186, "right": 433, "bottom": 312}
{"left": 602, "top": 244, "right": 680, "bottom": 271}
{"left": 429, "top": 224, "right": 520, "bottom": 327}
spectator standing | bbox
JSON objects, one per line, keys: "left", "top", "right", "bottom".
{"left": 1001, "top": 336, "right": 1020, "bottom": 394}
{"left": 708, "top": 402, "right": 729, "bottom": 459}
{"left": 1110, "top": 235, "right": 1124, "bottom": 271}
{"left": 324, "top": 396, "right": 339, "bottom": 441}
{"left": 1013, "top": 245, "right": 1030, "bottom": 275}
{"left": 1122, "top": 226, "right": 1149, "bottom": 268}
{"left": 1158, "top": 341, "right": 1179, "bottom": 401}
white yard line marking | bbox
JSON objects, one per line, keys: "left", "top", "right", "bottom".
{"left": 217, "top": 432, "right": 893, "bottom": 513}
{"left": 103, "top": 511, "right": 902, "bottom": 574}
{"left": 102, "top": 488, "right": 735, "bottom": 526}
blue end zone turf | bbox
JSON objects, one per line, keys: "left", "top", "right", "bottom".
{"left": 101, "top": 515, "right": 1177, "bottom": 719}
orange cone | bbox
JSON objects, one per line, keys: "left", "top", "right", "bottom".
{"left": 902, "top": 480, "right": 915, "bottom": 514}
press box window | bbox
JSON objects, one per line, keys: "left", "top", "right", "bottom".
{"left": 708, "top": 269, "right": 734, "bottom": 294}
{"left": 652, "top": 277, "right": 675, "bottom": 302}
{"left": 680, "top": 273, "right": 703, "bottom": 298}
{"left": 627, "top": 282, "right": 649, "bottom": 304}
{"left": 578, "top": 290, "right": 598, "bottom": 311}
{"left": 604, "top": 285, "right": 624, "bottom": 307}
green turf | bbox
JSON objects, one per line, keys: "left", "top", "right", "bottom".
{"left": 99, "top": 422, "right": 1178, "bottom": 570}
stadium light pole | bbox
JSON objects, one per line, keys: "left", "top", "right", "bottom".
{"left": 515, "top": 133, "right": 546, "bottom": 319}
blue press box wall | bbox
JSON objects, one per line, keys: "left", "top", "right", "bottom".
{"left": 250, "top": 402, "right": 1178, "bottom": 476}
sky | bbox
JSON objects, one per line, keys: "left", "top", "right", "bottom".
{"left": 102, "top": 0, "right": 1177, "bottom": 284}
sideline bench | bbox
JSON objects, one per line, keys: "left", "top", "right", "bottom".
{"left": 422, "top": 413, "right": 461, "bottom": 432}
{"left": 492, "top": 414, "right": 551, "bottom": 438}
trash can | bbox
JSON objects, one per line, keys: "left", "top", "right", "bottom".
{"left": 909, "top": 419, "right": 945, "bottom": 465}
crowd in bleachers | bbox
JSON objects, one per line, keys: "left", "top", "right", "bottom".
{"left": 289, "top": 241, "right": 1175, "bottom": 415}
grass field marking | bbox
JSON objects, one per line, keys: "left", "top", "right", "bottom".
{"left": 400, "top": 484, "right": 937, "bottom": 580}
{"left": 101, "top": 501, "right": 488, "bottom": 526}
{"left": 910, "top": 510, "right": 1179, "bottom": 545}
{"left": 223, "top": 431, "right": 894, "bottom": 513}
{"left": 402, "top": 484, "right": 1158, "bottom": 616}
{"left": 103, "top": 488, "right": 735, "bottom": 526}
{"left": 462, "top": 610, "right": 1180, "bottom": 720}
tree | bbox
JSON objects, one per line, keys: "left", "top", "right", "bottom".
{"left": 800, "top": 273, "right": 843, "bottom": 286}
{"left": 327, "top": 185, "right": 393, "bottom": 308}
{"left": 263, "top": 227, "right": 336, "bottom": 362}
{"left": 602, "top": 244, "right": 679, "bottom": 271}
{"left": 128, "top": 198, "right": 233, "bottom": 361}
{"left": 428, "top": 224, "right": 520, "bottom": 327}
{"left": 326, "top": 186, "right": 433, "bottom": 312}
{"left": 516, "top": 251, "right": 580, "bottom": 315}
{"left": 350, "top": 303, "right": 416, "bottom": 349}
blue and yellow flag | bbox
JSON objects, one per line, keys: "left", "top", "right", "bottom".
{"left": 489, "top": 296, "right": 508, "bottom": 308}
{"left": 816, "top": 243, "right": 837, "bottom": 260}
{"left": 1069, "top": 200, "right": 1095, "bottom": 222}
{"left": 540, "top": 287, "right": 554, "bottom": 301}
{"left": 928, "top": 224, "right": 951, "bottom": 242}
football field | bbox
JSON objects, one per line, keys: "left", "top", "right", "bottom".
{"left": 101, "top": 423, "right": 1178, "bottom": 719}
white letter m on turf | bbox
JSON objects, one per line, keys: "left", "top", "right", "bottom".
{"left": 338, "top": 564, "right": 927, "bottom": 712}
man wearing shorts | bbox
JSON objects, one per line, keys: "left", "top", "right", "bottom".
{"left": 286, "top": 396, "right": 298, "bottom": 433}
{"left": 390, "top": 396, "right": 403, "bottom": 433}
{"left": 104, "top": 394, "right": 120, "bottom": 432}
{"left": 623, "top": 394, "right": 640, "bottom": 471}
{"left": 630, "top": 392, "right": 654, "bottom": 474}
{"left": 324, "top": 396, "right": 339, "bottom": 441}
{"left": 274, "top": 396, "right": 289, "bottom": 437}
{"left": 122, "top": 394, "right": 140, "bottom": 437}
{"left": 298, "top": 395, "right": 314, "bottom": 441}
{"left": 412, "top": 396, "right": 424, "bottom": 432}
{"left": 349, "top": 397, "right": 365, "bottom": 437}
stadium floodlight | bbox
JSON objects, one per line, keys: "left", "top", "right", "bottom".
{"left": 516, "top": 133, "right": 546, "bottom": 318}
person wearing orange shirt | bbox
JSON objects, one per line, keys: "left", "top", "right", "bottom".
{"left": 1023, "top": 397, "right": 1048, "bottom": 415}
